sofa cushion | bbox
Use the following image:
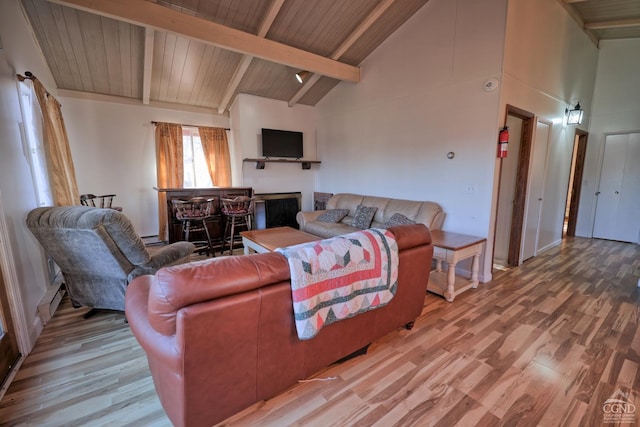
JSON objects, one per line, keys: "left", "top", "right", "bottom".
{"left": 383, "top": 199, "right": 421, "bottom": 223}
{"left": 326, "top": 193, "right": 365, "bottom": 212}
{"left": 361, "top": 196, "right": 391, "bottom": 224}
{"left": 317, "top": 209, "right": 350, "bottom": 223}
{"left": 351, "top": 205, "right": 377, "bottom": 229}
{"left": 384, "top": 212, "right": 416, "bottom": 228}
{"left": 304, "top": 221, "right": 357, "bottom": 239}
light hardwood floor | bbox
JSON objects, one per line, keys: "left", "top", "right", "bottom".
{"left": 1, "top": 237, "right": 639, "bottom": 426}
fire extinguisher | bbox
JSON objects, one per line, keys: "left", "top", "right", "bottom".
{"left": 497, "top": 126, "right": 509, "bottom": 158}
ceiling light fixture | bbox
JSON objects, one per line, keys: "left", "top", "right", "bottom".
{"left": 565, "top": 100, "right": 584, "bottom": 125}
{"left": 295, "top": 70, "right": 309, "bottom": 84}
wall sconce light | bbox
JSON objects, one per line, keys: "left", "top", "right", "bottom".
{"left": 565, "top": 101, "right": 584, "bottom": 125}
{"left": 295, "top": 70, "right": 309, "bottom": 84}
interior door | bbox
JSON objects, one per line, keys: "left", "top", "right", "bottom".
{"left": 593, "top": 133, "right": 640, "bottom": 243}
{"left": 521, "top": 121, "right": 550, "bottom": 262}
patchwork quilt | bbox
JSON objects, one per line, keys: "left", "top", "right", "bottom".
{"left": 276, "top": 228, "right": 399, "bottom": 340}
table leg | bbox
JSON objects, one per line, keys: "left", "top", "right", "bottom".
{"left": 445, "top": 262, "right": 456, "bottom": 302}
{"left": 242, "top": 238, "right": 251, "bottom": 255}
{"left": 471, "top": 254, "right": 480, "bottom": 288}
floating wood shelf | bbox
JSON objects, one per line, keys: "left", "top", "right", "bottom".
{"left": 243, "top": 158, "right": 321, "bottom": 170}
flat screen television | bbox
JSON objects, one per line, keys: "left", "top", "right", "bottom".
{"left": 261, "top": 128, "right": 303, "bottom": 159}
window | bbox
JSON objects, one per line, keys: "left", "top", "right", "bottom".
{"left": 182, "top": 127, "right": 213, "bottom": 188}
{"left": 17, "top": 79, "right": 53, "bottom": 206}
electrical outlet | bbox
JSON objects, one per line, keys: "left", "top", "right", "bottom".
{"left": 465, "top": 185, "right": 476, "bottom": 194}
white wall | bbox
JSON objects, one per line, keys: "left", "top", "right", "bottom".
{"left": 231, "top": 94, "right": 318, "bottom": 211}
{"left": 498, "top": 0, "right": 598, "bottom": 255}
{"left": 316, "top": 0, "right": 507, "bottom": 281}
{"left": 0, "top": 0, "right": 63, "bottom": 351}
{"left": 61, "top": 96, "right": 229, "bottom": 237}
{"left": 579, "top": 39, "right": 640, "bottom": 237}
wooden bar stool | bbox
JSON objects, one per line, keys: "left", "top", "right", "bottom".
{"left": 172, "top": 197, "right": 216, "bottom": 257}
{"left": 80, "top": 193, "right": 123, "bottom": 211}
{"left": 221, "top": 196, "right": 254, "bottom": 255}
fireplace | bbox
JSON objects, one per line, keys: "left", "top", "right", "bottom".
{"left": 254, "top": 192, "right": 302, "bottom": 229}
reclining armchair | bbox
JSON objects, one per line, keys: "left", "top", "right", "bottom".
{"left": 26, "top": 206, "right": 195, "bottom": 312}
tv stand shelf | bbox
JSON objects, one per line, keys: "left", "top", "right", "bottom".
{"left": 243, "top": 158, "right": 321, "bottom": 170}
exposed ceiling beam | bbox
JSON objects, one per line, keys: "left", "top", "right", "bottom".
{"left": 257, "top": 0, "right": 286, "bottom": 36}
{"left": 218, "top": 0, "right": 285, "bottom": 114}
{"left": 57, "top": 88, "right": 224, "bottom": 116}
{"left": 288, "top": 74, "right": 321, "bottom": 107}
{"left": 289, "top": 0, "right": 397, "bottom": 107}
{"left": 218, "top": 56, "right": 253, "bottom": 114}
{"left": 48, "top": 0, "right": 360, "bottom": 83}
{"left": 142, "top": 27, "right": 154, "bottom": 105}
{"left": 332, "top": 0, "right": 398, "bottom": 59}
{"left": 585, "top": 18, "right": 640, "bottom": 30}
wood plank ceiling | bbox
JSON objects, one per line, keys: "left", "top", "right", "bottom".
{"left": 20, "top": 0, "right": 640, "bottom": 115}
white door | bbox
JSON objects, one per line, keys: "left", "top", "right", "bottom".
{"left": 593, "top": 133, "right": 640, "bottom": 243}
{"left": 521, "top": 121, "right": 550, "bottom": 262}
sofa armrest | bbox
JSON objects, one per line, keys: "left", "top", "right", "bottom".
{"left": 130, "top": 241, "right": 195, "bottom": 279}
{"left": 125, "top": 276, "right": 182, "bottom": 372}
{"left": 147, "top": 241, "right": 195, "bottom": 268}
{"left": 296, "top": 210, "right": 326, "bottom": 229}
{"left": 388, "top": 224, "right": 432, "bottom": 250}
{"left": 144, "top": 252, "right": 291, "bottom": 336}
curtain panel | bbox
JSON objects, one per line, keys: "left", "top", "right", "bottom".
{"left": 31, "top": 78, "right": 80, "bottom": 207}
{"left": 155, "top": 123, "right": 183, "bottom": 241}
{"left": 198, "top": 127, "right": 231, "bottom": 187}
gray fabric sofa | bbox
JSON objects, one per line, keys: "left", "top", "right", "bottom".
{"left": 296, "top": 193, "right": 445, "bottom": 238}
{"left": 26, "top": 206, "right": 195, "bottom": 312}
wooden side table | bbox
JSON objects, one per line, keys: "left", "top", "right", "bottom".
{"left": 427, "top": 230, "right": 486, "bottom": 302}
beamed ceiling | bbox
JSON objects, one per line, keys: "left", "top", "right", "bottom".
{"left": 20, "top": 0, "right": 640, "bottom": 115}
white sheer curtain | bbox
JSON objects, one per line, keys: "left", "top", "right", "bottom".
{"left": 16, "top": 78, "right": 53, "bottom": 207}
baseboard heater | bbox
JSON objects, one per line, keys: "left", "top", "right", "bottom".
{"left": 37, "top": 271, "right": 65, "bottom": 325}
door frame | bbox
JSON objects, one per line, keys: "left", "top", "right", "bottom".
{"left": 504, "top": 105, "right": 535, "bottom": 266}
{"left": 564, "top": 130, "right": 588, "bottom": 237}
{"left": 0, "top": 193, "right": 28, "bottom": 354}
{"left": 0, "top": 191, "right": 26, "bottom": 392}
{"left": 0, "top": 263, "right": 21, "bottom": 391}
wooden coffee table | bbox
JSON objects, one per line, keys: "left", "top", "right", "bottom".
{"left": 240, "top": 226, "right": 320, "bottom": 254}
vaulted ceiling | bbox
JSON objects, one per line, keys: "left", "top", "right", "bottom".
{"left": 21, "top": 0, "right": 640, "bottom": 115}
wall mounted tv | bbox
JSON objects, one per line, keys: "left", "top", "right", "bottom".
{"left": 261, "top": 128, "right": 303, "bottom": 159}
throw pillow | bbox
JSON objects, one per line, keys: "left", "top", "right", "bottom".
{"left": 384, "top": 212, "right": 416, "bottom": 228}
{"left": 351, "top": 205, "right": 377, "bottom": 229}
{"left": 317, "top": 209, "right": 350, "bottom": 223}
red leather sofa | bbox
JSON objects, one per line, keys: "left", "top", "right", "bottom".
{"left": 125, "top": 224, "right": 433, "bottom": 427}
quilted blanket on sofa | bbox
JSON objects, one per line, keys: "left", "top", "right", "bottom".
{"left": 276, "top": 228, "right": 399, "bottom": 340}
